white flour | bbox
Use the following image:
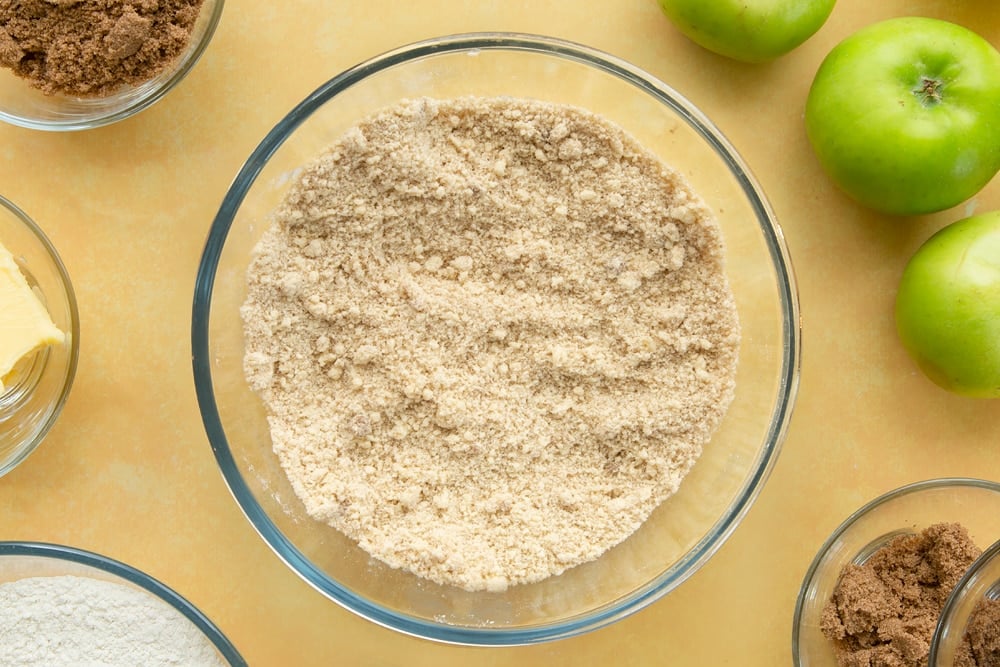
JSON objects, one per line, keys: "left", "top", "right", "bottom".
{"left": 0, "top": 575, "right": 226, "bottom": 666}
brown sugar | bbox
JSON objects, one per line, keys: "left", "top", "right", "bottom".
{"left": 0, "top": 0, "right": 205, "bottom": 96}
{"left": 821, "top": 523, "right": 982, "bottom": 667}
{"left": 955, "top": 598, "right": 1000, "bottom": 667}
{"left": 241, "top": 96, "right": 740, "bottom": 592}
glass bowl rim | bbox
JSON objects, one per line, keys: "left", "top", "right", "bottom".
{"left": 0, "top": 0, "right": 226, "bottom": 132}
{"left": 791, "top": 476, "right": 1000, "bottom": 664}
{"left": 0, "top": 541, "right": 246, "bottom": 665}
{"left": 192, "top": 31, "right": 800, "bottom": 646}
{"left": 0, "top": 193, "right": 80, "bottom": 478}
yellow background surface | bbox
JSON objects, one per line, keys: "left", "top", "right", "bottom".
{"left": 2, "top": 1, "right": 999, "bottom": 664}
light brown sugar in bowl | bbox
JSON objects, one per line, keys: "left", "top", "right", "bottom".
{"left": 821, "top": 522, "right": 983, "bottom": 667}
{"left": 240, "top": 96, "right": 740, "bottom": 592}
{"left": 955, "top": 598, "right": 1000, "bottom": 667}
{"left": 0, "top": 0, "right": 206, "bottom": 96}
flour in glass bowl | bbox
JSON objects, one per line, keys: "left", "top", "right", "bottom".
{"left": 0, "top": 575, "right": 226, "bottom": 666}
{"left": 241, "top": 95, "right": 740, "bottom": 592}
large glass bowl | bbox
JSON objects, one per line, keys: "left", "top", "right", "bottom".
{"left": 0, "top": 542, "right": 245, "bottom": 665}
{"left": 793, "top": 478, "right": 1000, "bottom": 666}
{"left": 0, "top": 0, "right": 224, "bottom": 131}
{"left": 192, "top": 33, "right": 800, "bottom": 645}
{"left": 0, "top": 195, "right": 78, "bottom": 478}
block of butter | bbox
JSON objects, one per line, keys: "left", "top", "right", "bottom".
{"left": 0, "top": 240, "right": 64, "bottom": 393}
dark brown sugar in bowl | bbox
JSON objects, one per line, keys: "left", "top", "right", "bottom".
{"left": 0, "top": 0, "right": 206, "bottom": 97}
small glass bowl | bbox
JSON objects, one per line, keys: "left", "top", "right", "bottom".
{"left": 193, "top": 32, "right": 800, "bottom": 645}
{"left": 0, "top": 0, "right": 224, "bottom": 131}
{"left": 793, "top": 478, "right": 1000, "bottom": 666}
{"left": 0, "top": 195, "right": 78, "bottom": 478}
{"left": 0, "top": 542, "right": 245, "bottom": 665}
{"left": 930, "top": 537, "right": 1000, "bottom": 665}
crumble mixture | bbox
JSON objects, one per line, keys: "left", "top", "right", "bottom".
{"left": 241, "top": 96, "right": 740, "bottom": 592}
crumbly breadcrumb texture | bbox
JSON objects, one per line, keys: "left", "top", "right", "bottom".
{"left": 242, "top": 96, "right": 740, "bottom": 592}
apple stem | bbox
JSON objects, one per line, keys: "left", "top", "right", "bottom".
{"left": 914, "top": 77, "right": 944, "bottom": 107}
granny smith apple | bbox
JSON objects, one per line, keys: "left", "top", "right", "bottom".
{"left": 895, "top": 211, "right": 1000, "bottom": 398}
{"left": 656, "top": 0, "right": 836, "bottom": 63}
{"left": 806, "top": 17, "right": 1000, "bottom": 216}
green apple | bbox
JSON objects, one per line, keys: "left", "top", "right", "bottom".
{"left": 895, "top": 211, "right": 1000, "bottom": 398}
{"left": 655, "top": 0, "right": 836, "bottom": 63}
{"left": 806, "top": 17, "right": 1000, "bottom": 216}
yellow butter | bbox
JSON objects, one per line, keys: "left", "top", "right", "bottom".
{"left": 0, "top": 241, "right": 64, "bottom": 393}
